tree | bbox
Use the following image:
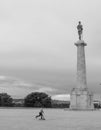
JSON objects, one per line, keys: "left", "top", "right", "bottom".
{"left": 0, "top": 93, "right": 13, "bottom": 106}
{"left": 24, "top": 92, "right": 52, "bottom": 107}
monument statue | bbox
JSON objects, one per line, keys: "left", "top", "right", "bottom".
{"left": 77, "top": 21, "right": 83, "bottom": 40}
{"left": 70, "top": 22, "right": 94, "bottom": 110}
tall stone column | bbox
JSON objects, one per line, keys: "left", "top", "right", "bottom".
{"left": 75, "top": 40, "right": 87, "bottom": 90}
{"left": 70, "top": 22, "right": 94, "bottom": 110}
{"left": 70, "top": 40, "right": 93, "bottom": 110}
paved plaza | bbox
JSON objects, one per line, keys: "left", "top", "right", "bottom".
{"left": 0, "top": 108, "right": 100, "bottom": 130}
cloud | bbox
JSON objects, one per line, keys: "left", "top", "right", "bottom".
{"left": 0, "top": 75, "right": 32, "bottom": 88}
{"left": 0, "top": 0, "right": 100, "bottom": 73}
{"left": 0, "top": 75, "right": 58, "bottom": 98}
{"left": 36, "top": 87, "right": 56, "bottom": 93}
{"left": 51, "top": 94, "right": 70, "bottom": 101}
{"left": 0, "top": 76, "right": 7, "bottom": 80}
{"left": 0, "top": 75, "right": 34, "bottom": 98}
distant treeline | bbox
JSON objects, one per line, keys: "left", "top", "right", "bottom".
{"left": 0, "top": 92, "right": 70, "bottom": 108}
{"left": 0, "top": 92, "right": 99, "bottom": 109}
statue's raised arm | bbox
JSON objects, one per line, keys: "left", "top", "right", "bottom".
{"left": 77, "top": 21, "right": 83, "bottom": 40}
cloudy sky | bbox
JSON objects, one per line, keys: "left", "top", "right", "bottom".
{"left": 0, "top": 0, "right": 101, "bottom": 99}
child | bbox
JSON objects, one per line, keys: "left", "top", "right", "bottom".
{"left": 35, "top": 109, "right": 45, "bottom": 120}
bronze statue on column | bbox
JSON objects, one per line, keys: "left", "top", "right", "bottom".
{"left": 77, "top": 21, "right": 83, "bottom": 40}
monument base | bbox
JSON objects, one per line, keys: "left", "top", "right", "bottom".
{"left": 70, "top": 88, "right": 94, "bottom": 110}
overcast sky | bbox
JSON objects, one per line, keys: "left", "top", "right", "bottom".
{"left": 0, "top": 0, "right": 101, "bottom": 98}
